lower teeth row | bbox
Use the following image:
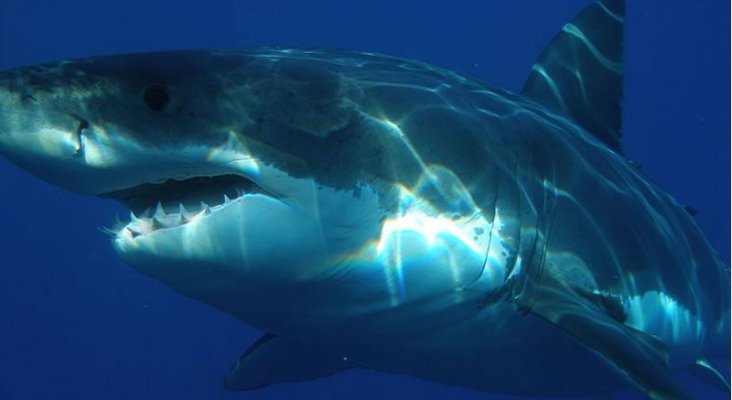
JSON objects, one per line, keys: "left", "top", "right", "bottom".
{"left": 111, "top": 193, "right": 243, "bottom": 238}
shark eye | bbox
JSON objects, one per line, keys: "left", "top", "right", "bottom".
{"left": 143, "top": 84, "right": 170, "bottom": 112}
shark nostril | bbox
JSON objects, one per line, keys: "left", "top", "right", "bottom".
{"left": 78, "top": 119, "right": 89, "bottom": 133}
{"left": 74, "top": 118, "right": 89, "bottom": 157}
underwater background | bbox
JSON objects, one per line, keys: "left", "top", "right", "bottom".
{"left": 0, "top": 0, "right": 728, "bottom": 399}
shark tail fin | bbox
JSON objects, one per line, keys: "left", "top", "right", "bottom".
{"left": 521, "top": 0, "right": 625, "bottom": 153}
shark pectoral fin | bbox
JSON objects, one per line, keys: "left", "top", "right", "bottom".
{"left": 521, "top": 0, "right": 625, "bottom": 152}
{"left": 223, "top": 334, "right": 352, "bottom": 391}
{"left": 687, "top": 359, "right": 730, "bottom": 393}
{"left": 529, "top": 275, "right": 691, "bottom": 400}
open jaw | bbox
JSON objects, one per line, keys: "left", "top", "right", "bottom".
{"left": 101, "top": 174, "right": 266, "bottom": 238}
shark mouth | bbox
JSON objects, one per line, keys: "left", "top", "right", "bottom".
{"left": 101, "top": 174, "right": 264, "bottom": 237}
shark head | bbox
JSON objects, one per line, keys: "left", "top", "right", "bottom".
{"left": 0, "top": 49, "right": 496, "bottom": 328}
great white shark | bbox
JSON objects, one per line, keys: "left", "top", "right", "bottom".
{"left": 0, "top": 0, "right": 728, "bottom": 398}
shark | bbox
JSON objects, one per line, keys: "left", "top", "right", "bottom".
{"left": 0, "top": 0, "right": 728, "bottom": 398}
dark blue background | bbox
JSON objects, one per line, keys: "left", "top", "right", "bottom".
{"left": 0, "top": 1, "right": 728, "bottom": 399}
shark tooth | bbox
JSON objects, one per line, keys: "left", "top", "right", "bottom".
{"left": 187, "top": 203, "right": 211, "bottom": 220}
{"left": 154, "top": 202, "right": 166, "bottom": 217}
{"left": 126, "top": 227, "right": 141, "bottom": 238}
{"left": 178, "top": 203, "right": 191, "bottom": 223}
{"left": 140, "top": 207, "right": 153, "bottom": 218}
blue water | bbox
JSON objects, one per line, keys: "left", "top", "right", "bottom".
{"left": 0, "top": 1, "right": 728, "bottom": 399}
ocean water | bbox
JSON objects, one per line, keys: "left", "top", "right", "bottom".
{"left": 0, "top": 1, "right": 728, "bottom": 399}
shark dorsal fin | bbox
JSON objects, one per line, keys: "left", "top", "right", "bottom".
{"left": 521, "top": 0, "right": 625, "bottom": 152}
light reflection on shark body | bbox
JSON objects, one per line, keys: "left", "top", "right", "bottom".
{"left": 0, "top": 0, "right": 728, "bottom": 398}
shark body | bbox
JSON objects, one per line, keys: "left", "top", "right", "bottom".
{"left": 0, "top": 1, "right": 728, "bottom": 398}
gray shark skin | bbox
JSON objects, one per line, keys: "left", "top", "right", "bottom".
{"left": 0, "top": 0, "right": 728, "bottom": 398}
